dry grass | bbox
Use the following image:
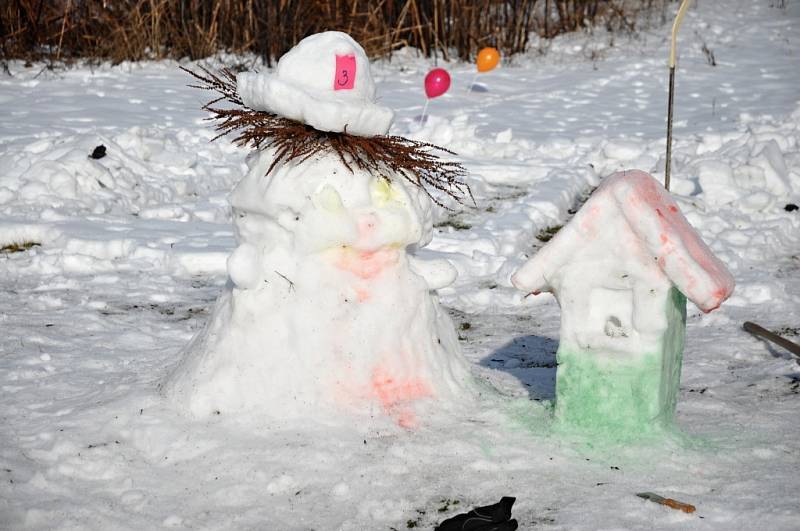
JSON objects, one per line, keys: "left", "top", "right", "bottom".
{"left": 1, "top": 1, "right": 669, "bottom": 65}
{"left": 0, "top": 240, "right": 40, "bottom": 253}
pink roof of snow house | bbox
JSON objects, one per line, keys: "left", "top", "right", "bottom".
{"left": 512, "top": 169, "right": 735, "bottom": 312}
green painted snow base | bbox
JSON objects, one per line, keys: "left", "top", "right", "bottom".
{"left": 502, "top": 397, "right": 705, "bottom": 455}
{"left": 660, "top": 288, "right": 688, "bottom": 422}
{"left": 554, "top": 350, "right": 666, "bottom": 440}
{"left": 553, "top": 288, "right": 688, "bottom": 443}
{"left": 498, "top": 394, "right": 716, "bottom": 458}
{"left": 502, "top": 400, "right": 718, "bottom": 462}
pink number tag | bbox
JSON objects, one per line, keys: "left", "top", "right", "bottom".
{"left": 334, "top": 55, "right": 356, "bottom": 90}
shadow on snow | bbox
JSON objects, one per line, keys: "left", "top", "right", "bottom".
{"left": 480, "top": 334, "right": 558, "bottom": 402}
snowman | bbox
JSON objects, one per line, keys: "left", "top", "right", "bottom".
{"left": 163, "top": 32, "right": 475, "bottom": 428}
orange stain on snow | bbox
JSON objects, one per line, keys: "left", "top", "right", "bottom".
{"left": 335, "top": 247, "right": 398, "bottom": 280}
{"left": 701, "top": 286, "right": 729, "bottom": 312}
{"left": 371, "top": 365, "right": 433, "bottom": 429}
{"left": 711, "top": 286, "right": 728, "bottom": 300}
{"left": 355, "top": 286, "right": 371, "bottom": 302}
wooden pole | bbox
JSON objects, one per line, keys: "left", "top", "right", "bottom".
{"left": 665, "top": 0, "right": 692, "bottom": 191}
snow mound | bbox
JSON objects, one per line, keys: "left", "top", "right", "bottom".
{"left": 0, "top": 126, "right": 240, "bottom": 220}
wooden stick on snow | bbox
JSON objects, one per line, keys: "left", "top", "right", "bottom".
{"left": 743, "top": 322, "right": 800, "bottom": 359}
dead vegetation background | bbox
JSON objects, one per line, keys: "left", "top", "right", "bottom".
{"left": 2, "top": 0, "right": 671, "bottom": 65}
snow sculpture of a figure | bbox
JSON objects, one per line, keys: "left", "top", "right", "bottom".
{"left": 163, "top": 32, "right": 475, "bottom": 428}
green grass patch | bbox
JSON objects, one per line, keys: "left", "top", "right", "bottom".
{"left": 536, "top": 225, "right": 562, "bottom": 242}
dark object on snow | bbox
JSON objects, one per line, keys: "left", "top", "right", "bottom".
{"left": 743, "top": 321, "right": 800, "bottom": 359}
{"left": 90, "top": 145, "right": 107, "bottom": 159}
{"left": 637, "top": 492, "right": 695, "bottom": 513}
{"left": 436, "top": 497, "right": 518, "bottom": 531}
{"left": 785, "top": 203, "right": 798, "bottom": 212}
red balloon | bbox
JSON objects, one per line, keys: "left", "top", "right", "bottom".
{"left": 424, "top": 68, "right": 451, "bottom": 99}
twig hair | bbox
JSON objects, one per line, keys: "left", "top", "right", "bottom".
{"left": 182, "top": 66, "right": 473, "bottom": 208}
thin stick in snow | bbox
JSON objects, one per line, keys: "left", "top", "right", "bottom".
{"left": 665, "top": 0, "right": 692, "bottom": 192}
{"left": 418, "top": 98, "right": 430, "bottom": 127}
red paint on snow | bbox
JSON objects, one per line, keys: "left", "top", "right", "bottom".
{"left": 617, "top": 171, "right": 735, "bottom": 310}
{"left": 513, "top": 170, "right": 735, "bottom": 313}
{"left": 371, "top": 365, "right": 433, "bottom": 429}
{"left": 711, "top": 286, "right": 727, "bottom": 300}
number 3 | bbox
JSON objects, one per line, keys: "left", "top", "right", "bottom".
{"left": 334, "top": 55, "right": 356, "bottom": 90}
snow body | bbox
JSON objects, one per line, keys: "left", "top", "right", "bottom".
{"left": 512, "top": 170, "right": 735, "bottom": 434}
{"left": 163, "top": 150, "right": 474, "bottom": 427}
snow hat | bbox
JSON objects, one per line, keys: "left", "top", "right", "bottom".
{"left": 236, "top": 32, "right": 394, "bottom": 137}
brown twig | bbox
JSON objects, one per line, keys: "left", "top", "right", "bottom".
{"left": 274, "top": 270, "right": 295, "bottom": 292}
{"left": 181, "top": 65, "right": 473, "bottom": 209}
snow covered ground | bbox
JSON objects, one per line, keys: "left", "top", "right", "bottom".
{"left": 1, "top": 0, "right": 799, "bottom": 529}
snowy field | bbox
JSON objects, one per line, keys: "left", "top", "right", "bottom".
{"left": 2, "top": 0, "right": 799, "bottom": 529}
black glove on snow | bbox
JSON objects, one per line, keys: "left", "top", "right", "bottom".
{"left": 435, "top": 496, "right": 518, "bottom": 531}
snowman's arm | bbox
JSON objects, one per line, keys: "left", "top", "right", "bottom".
{"left": 408, "top": 254, "right": 458, "bottom": 291}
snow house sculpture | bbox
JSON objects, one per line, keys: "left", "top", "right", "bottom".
{"left": 511, "top": 170, "right": 734, "bottom": 433}
{"left": 163, "top": 32, "right": 475, "bottom": 428}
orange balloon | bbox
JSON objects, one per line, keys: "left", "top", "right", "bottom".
{"left": 476, "top": 47, "right": 500, "bottom": 73}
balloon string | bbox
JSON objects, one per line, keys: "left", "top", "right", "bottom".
{"left": 419, "top": 98, "right": 430, "bottom": 127}
{"left": 466, "top": 73, "right": 478, "bottom": 93}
